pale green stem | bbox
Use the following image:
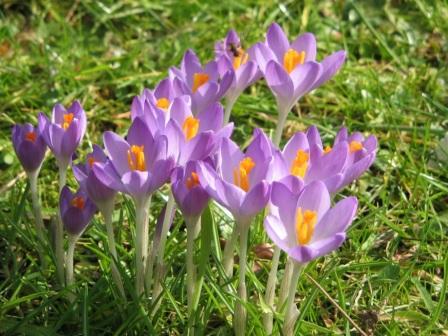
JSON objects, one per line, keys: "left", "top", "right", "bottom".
{"left": 56, "top": 165, "right": 67, "bottom": 286}
{"left": 279, "top": 257, "right": 294, "bottom": 310}
{"left": 28, "top": 170, "right": 46, "bottom": 268}
{"left": 273, "top": 112, "right": 288, "bottom": 147}
{"left": 282, "top": 261, "right": 303, "bottom": 336}
{"left": 262, "top": 246, "right": 281, "bottom": 334}
{"left": 134, "top": 196, "right": 151, "bottom": 295}
{"left": 151, "top": 192, "right": 176, "bottom": 305}
{"left": 66, "top": 234, "right": 78, "bottom": 302}
{"left": 222, "top": 225, "right": 239, "bottom": 279}
{"left": 186, "top": 215, "right": 201, "bottom": 336}
{"left": 100, "top": 201, "right": 126, "bottom": 299}
{"left": 223, "top": 96, "right": 237, "bottom": 125}
{"left": 234, "top": 219, "right": 250, "bottom": 336}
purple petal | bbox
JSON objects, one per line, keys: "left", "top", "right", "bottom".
{"left": 306, "top": 125, "right": 322, "bottom": 148}
{"left": 198, "top": 102, "right": 223, "bottom": 133}
{"left": 266, "top": 23, "right": 290, "bottom": 63}
{"left": 103, "top": 131, "right": 130, "bottom": 176}
{"left": 249, "top": 42, "right": 276, "bottom": 73}
{"left": 265, "top": 60, "right": 294, "bottom": 103}
{"left": 288, "top": 233, "right": 346, "bottom": 263}
{"left": 240, "top": 181, "right": 270, "bottom": 218}
{"left": 291, "top": 33, "right": 317, "bottom": 62}
{"left": 311, "top": 50, "right": 346, "bottom": 90}
{"left": 297, "top": 181, "right": 330, "bottom": 221}
{"left": 264, "top": 214, "right": 290, "bottom": 252}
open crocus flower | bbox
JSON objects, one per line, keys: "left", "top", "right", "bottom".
{"left": 60, "top": 186, "right": 97, "bottom": 236}
{"left": 38, "top": 101, "right": 86, "bottom": 168}
{"left": 264, "top": 180, "right": 357, "bottom": 264}
{"left": 72, "top": 145, "right": 116, "bottom": 209}
{"left": 197, "top": 128, "right": 272, "bottom": 223}
{"left": 93, "top": 118, "right": 175, "bottom": 202}
{"left": 169, "top": 49, "right": 234, "bottom": 114}
{"left": 215, "top": 30, "right": 261, "bottom": 123}
{"left": 331, "top": 127, "right": 378, "bottom": 192}
{"left": 12, "top": 123, "right": 47, "bottom": 173}
{"left": 172, "top": 160, "right": 209, "bottom": 220}
{"left": 270, "top": 126, "right": 349, "bottom": 193}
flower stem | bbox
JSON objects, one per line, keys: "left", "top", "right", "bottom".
{"left": 262, "top": 246, "right": 281, "bottom": 334}
{"left": 66, "top": 234, "right": 78, "bottom": 302}
{"left": 56, "top": 165, "right": 67, "bottom": 286}
{"left": 134, "top": 196, "right": 151, "bottom": 295}
{"left": 222, "top": 225, "right": 239, "bottom": 279}
{"left": 279, "top": 257, "right": 294, "bottom": 310}
{"left": 282, "top": 260, "right": 303, "bottom": 336}
{"left": 186, "top": 215, "right": 201, "bottom": 335}
{"left": 100, "top": 201, "right": 126, "bottom": 299}
{"left": 151, "top": 192, "right": 176, "bottom": 305}
{"left": 223, "top": 96, "right": 237, "bottom": 125}
{"left": 273, "top": 112, "right": 288, "bottom": 147}
{"left": 28, "top": 170, "right": 46, "bottom": 268}
{"left": 234, "top": 219, "right": 250, "bottom": 336}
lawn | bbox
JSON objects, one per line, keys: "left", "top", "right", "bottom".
{"left": 1, "top": 1, "right": 447, "bottom": 335}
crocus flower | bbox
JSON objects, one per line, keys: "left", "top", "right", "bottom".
{"left": 60, "top": 186, "right": 97, "bottom": 236}
{"left": 197, "top": 128, "right": 272, "bottom": 223}
{"left": 72, "top": 145, "right": 116, "bottom": 208}
{"left": 93, "top": 117, "right": 175, "bottom": 202}
{"left": 169, "top": 49, "right": 234, "bottom": 114}
{"left": 264, "top": 180, "right": 357, "bottom": 264}
{"left": 270, "top": 126, "right": 349, "bottom": 193}
{"left": 172, "top": 160, "right": 209, "bottom": 220}
{"left": 38, "top": 101, "right": 86, "bottom": 168}
{"left": 215, "top": 30, "right": 261, "bottom": 123}
{"left": 11, "top": 123, "right": 47, "bottom": 173}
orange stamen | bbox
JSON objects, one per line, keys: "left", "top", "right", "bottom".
{"left": 62, "top": 113, "right": 74, "bottom": 130}
{"left": 25, "top": 131, "right": 37, "bottom": 142}
{"left": 186, "top": 172, "right": 200, "bottom": 190}
{"left": 324, "top": 145, "right": 332, "bottom": 154}
{"left": 233, "top": 50, "right": 249, "bottom": 70}
{"left": 156, "top": 97, "right": 170, "bottom": 110}
{"left": 349, "top": 141, "right": 363, "bottom": 153}
{"left": 295, "top": 207, "right": 317, "bottom": 245}
{"left": 127, "top": 145, "right": 146, "bottom": 171}
{"left": 192, "top": 73, "right": 209, "bottom": 93}
{"left": 182, "top": 116, "right": 200, "bottom": 141}
{"left": 290, "top": 149, "right": 309, "bottom": 178}
{"left": 233, "top": 157, "right": 255, "bottom": 192}
{"left": 88, "top": 156, "right": 96, "bottom": 168}
{"left": 283, "top": 49, "right": 306, "bottom": 74}
{"left": 71, "top": 196, "right": 85, "bottom": 210}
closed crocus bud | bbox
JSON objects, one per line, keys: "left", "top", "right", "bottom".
{"left": 11, "top": 123, "right": 47, "bottom": 173}
{"left": 60, "top": 186, "right": 97, "bottom": 236}
{"left": 38, "top": 100, "right": 86, "bottom": 169}
{"left": 172, "top": 160, "right": 209, "bottom": 220}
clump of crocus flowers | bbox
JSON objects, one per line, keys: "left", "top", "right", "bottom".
{"left": 10, "top": 23, "right": 377, "bottom": 335}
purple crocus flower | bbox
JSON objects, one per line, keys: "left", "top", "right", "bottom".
{"left": 60, "top": 186, "right": 97, "bottom": 236}
{"left": 264, "top": 180, "right": 357, "bottom": 263}
{"left": 93, "top": 117, "right": 175, "bottom": 202}
{"left": 215, "top": 30, "right": 261, "bottom": 122}
{"left": 172, "top": 160, "right": 209, "bottom": 220}
{"left": 38, "top": 101, "right": 86, "bottom": 168}
{"left": 72, "top": 145, "right": 116, "bottom": 208}
{"left": 11, "top": 123, "right": 47, "bottom": 173}
{"left": 197, "top": 128, "right": 272, "bottom": 222}
{"left": 169, "top": 49, "right": 234, "bottom": 114}
{"left": 270, "top": 126, "right": 349, "bottom": 193}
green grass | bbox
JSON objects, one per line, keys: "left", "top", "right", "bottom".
{"left": 1, "top": 0, "right": 448, "bottom": 335}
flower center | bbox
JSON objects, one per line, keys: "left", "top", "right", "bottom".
{"left": 290, "top": 149, "right": 309, "bottom": 178}
{"left": 156, "top": 97, "right": 170, "bottom": 110}
{"left": 192, "top": 73, "right": 209, "bottom": 93}
{"left": 186, "top": 171, "right": 200, "bottom": 190}
{"left": 25, "top": 131, "right": 37, "bottom": 142}
{"left": 283, "top": 49, "right": 306, "bottom": 74}
{"left": 232, "top": 49, "right": 249, "bottom": 70}
{"left": 62, "top": 113, "right": 74, "bottom": 130}
{"left": 127, "top": 145, "right": 146, "bottom": 171}
{"left": 71, "top": 196, "right": 85, "bottom": 210}
{"left": 233, "top": 157, "right": 255, "bottom": 192}
{"left": 349, "top": 141, "right": 363, "bottom": 153}
{"left": 324, "top": 145, "right": 332, "bottom": 154}
{"left": 88, "top": 156, "right": 96, "bottom": 168}
{"left": 295, "top": 207, "right": 317, "bottom": 245}
{"left": 182, "top": 116, "right": 200, "bottom": 141}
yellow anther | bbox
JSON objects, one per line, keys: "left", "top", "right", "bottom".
{"left": 25, "top": 131, "right": 37, "bottom": 142}
{"left": 233, "top": 50, "right": 249, "bottom": 70}
{"left": 156, "top": 97, "right": 170, "bottom": 110}
{"left": 186, "top": 172, "right": 200, "bottom": 190}
{"left": 290, "top": 149, "right": 309, "bottom": 178}
{"left": 87, "top": 156, "right": 96, "bottom": 168}
{"left": 192, "top": 73, "right": 209, "bottom": 93}
{"left": 324, "top": 145, "right": 332, "bottom": 154}
{"left": 295, "top": 207, "right": 317, "bottom": 245}
{"left": 349, "top": 141, "right": 363, "bottom": 153}
{"left": 182, "top": 116, "right": 200, "bottom": 141}
{"left": 283, "top": 49, "right": 306, "bottom": 74}
{"left": 127, "top": 145, "right": 146, "bottom": 171}
{"left": 62, "top": 113, "right": 74, "bottom": 130}
{"left": 71, "top": 196, "right": 85, "bottom": 210}
{"left": 233, "top": 157, "right": 255, "bottom": 192}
